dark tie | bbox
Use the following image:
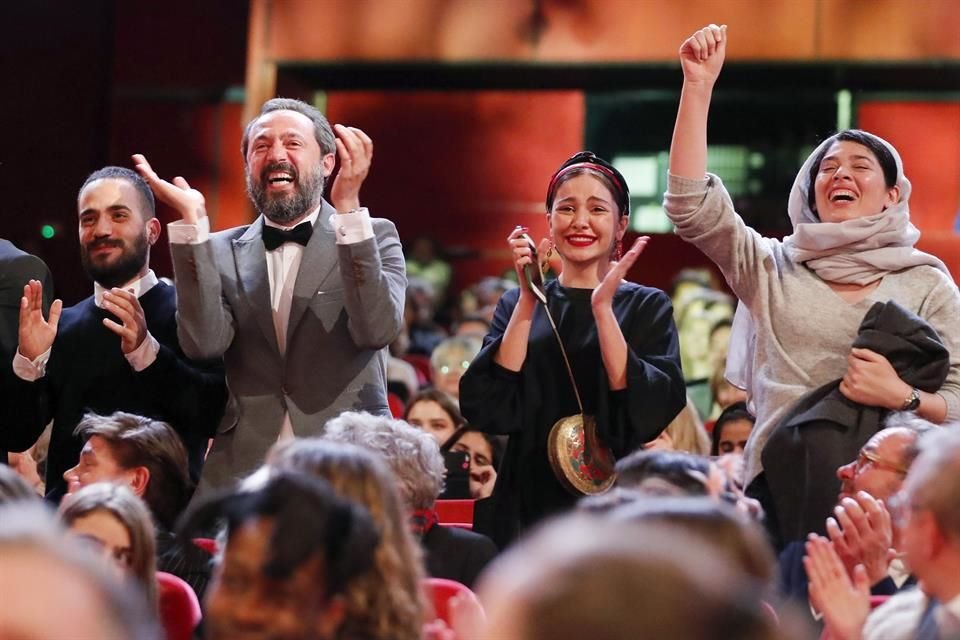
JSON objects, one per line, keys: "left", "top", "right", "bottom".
{"left": 262, "top": 221, "right": 313, "bottom": 251}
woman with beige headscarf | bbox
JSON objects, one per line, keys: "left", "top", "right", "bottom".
{"left": 663, "top": 24, "right": 960, "bottom": 493}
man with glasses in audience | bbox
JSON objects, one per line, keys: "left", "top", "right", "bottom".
{"left": 781, "top": 413, "right": 930, "bottom": 606}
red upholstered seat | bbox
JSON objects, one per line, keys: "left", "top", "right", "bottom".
{"left": 435, "top": 499, "right": 475, "bottom": 529}
{"left": 157, "top": 571, "right": 202, "bottom": 640}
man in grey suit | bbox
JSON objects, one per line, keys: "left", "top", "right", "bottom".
{"left": 134, "top": 98, "right": 406, "bottom": 493}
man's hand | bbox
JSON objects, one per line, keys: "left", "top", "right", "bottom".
{"left": 805, "top": 534, "right": 871, "bottom": 640}
{"left": 18, "top": 280, "right": 62, "bottom": 360}
{"left": 101, "top": 289, "right": 149, "bottom": 354}
{"left": 827, "top": 492, "right": 895, "bottom": 586}
{"left": 330, "top": 125, "right": 373, "bottom": 213}
{"left": 132, "top": 154, "right": 207, "bottom": 224}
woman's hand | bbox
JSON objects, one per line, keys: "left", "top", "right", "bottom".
{"left": 839, "top": 348, "right": 909, "bottom": 410}
{"left": 804, "top": 534, "right": 871, "bottom": 640}
{"left": 679, "top": 24, "right": 727, "bottom": 87}
{"left": 591, "top": 236, "right": 648, "bottom": 310}
{"left": 507, "top": 226, "right": 548, "bottom": 306}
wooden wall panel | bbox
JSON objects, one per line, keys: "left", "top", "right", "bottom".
{"left": 325, "top": 90, "right": 583, "bottom": 291}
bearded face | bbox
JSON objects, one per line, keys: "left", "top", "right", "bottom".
{"left": 246, "top": 160, "right": 326, "bottom": 225}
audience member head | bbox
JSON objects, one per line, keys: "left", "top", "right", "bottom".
{"left": 477, "top": 514, "right": 785, "bottom": 640}
{"left": 59, "top": 482, "right": 158, "bottom": 608}
{"left": 404, "top": 388, "right": 464, "bottom": 445}
{"left": 266, "top": 439, "right": 425, "bottom": 640}
{"left": 181, "top": 471, "right": 378, "bottom": 640}
{"left": 66, "top": 411, "right": 193, "bottom": 530}
{"left": 77, "top": 166, "right": 161, "bottom": 289}
{"left": 323, "top": 411, "right": 445, "bottom": 511}
{"left": 836, "top": 412, "right": 932, "bottom": 504}
{"left": 611, "top": 497, "right": 775, "bottom": 584}
{"left": 615, "top": 449, "right": 712, "bottom": 497}
{"left": 0, "top": 463, "right": 39, "bottom": 504}
{"left": 0, "top": 502, "right": 161, "bottom": 640}
{"left": 892, "top": 425, "right": 960, "bottom": 600}
{"left": 711, "top": 402, "right": 756, "bottom": 457}
{"left": 454, "top": 314, "right": 491, "bottom": 337}
{"left": 430, "top": 335, "right": 482, "bottom": 399}
{"left": 710, "top": 357, "right": 748, "bottom": 412}
{"left": 446, "top": 427, "right": 502, "bottom": 499}
{"left": 644, "top": 397, "right": 711, "bottom": 455}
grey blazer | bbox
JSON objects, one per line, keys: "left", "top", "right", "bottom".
{"left": 170, "top": 201, "right": 406, "bottom": 493}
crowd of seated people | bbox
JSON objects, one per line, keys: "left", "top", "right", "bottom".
{"left": 5, "top": 22, "right": 960, "bottom": 640}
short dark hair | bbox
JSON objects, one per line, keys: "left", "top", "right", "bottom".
{"left": 80, "top": 166, "right": 156, "bottom": 219}
{"left": 179, "top": 471, "right": 379, "bottom": 596}
{"left": 807, "top": 129, "right": 899, "bottom": 214}
{"left": 615, "top": 449, "right": 711, "bottom": 496}
{"left": 75, "top": 412, "right": 192, "bottom": 531}
{"left": 241, "top": 98, "right": 336, "bottom": 159}
{"left": 710, "top": 402, "right": 755, "bottom": 457}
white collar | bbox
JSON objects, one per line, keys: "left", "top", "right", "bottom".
{"left": 94, "top": 269, "right": 159, "bottom": 308}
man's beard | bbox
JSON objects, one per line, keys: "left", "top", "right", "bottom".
{"left": 80, "top": 233, "right": 149, "bottom": 289}
{"left": 247, "top": 162, "right": 326, "bottom": 225}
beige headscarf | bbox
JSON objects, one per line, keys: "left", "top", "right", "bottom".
{"left": 725, "top": 130, "right": 950, "bottom": 392}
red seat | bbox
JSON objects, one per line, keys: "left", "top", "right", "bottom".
{"left": 435, "top": 499, "right": 475, "bottom": 529}
{"left": 423, "top": 577, "right": 484, "bottom": 631}
{"left": 388, "top": 392, "right": 405, "bottom": 418}
{"left": 192, "top": 537, "right": 217, "bottom": 555}
{"left": 157, "top": 571, "right": 202, "bottom": 640}
{"left": 402, "top": 353, "right": 433, "bottom": 385}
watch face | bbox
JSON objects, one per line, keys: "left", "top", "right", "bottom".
{"left": 905, "top": 389, "right": 921, "bottom": 411}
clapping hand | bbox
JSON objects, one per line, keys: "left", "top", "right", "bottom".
{"left": 18, "top": 280, "right": 62, "bottom": 360}
{"left": 330, "top": 125, "right": 373, "bottom": 213}
{"left": 101, "top": 288, "right": 150, "bottom": 354}
{"left": 132, "top": 154, "right": 207, "bottom": 224}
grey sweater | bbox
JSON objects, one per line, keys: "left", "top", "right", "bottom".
{"left": 664, "top": 174, "right": 960, "bottom": 483}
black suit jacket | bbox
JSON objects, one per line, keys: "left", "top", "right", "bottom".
{"left": 421, "top": 524, "right": 498, "bottom": 589}
{"left": 0, "top": 239, "right": 53, "bottom": 464}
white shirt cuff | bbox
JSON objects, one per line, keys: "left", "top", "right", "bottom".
{"left": 168, "top": 216, "right": 210, "bottom": 244}
{"left": 126, "top": 333, "right": 160, "bottom": 372}
{"left": 334, "top": 207, "right": 374, "bottom": 245}
{"left": 13, "top": 347, "right": 51, "bottom": 381}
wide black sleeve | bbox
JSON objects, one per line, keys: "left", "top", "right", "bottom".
{"left": 597, "top": 288, "right": 686, "bottom": 457}
{"left": 459, "top": 289, "right": 526, "bottom": 436}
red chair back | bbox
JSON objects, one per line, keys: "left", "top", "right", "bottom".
{"left": 157, "top": 571, "right": 202, "bottom": 640}
{"left": 435, "top": 499, "right": 475, "bottom": 529}
{"left": 424, "top": 577, "right": 482, "bottom": 628}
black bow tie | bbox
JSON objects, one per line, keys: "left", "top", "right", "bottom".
{"left": 262, "top": 221, "right": 313, "bottom": 251}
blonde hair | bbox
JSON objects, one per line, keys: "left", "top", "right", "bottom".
{"left": 267, "top": 439, "right": 425, "bottom": 640}
{"left": 663, "top": 397, "right": 711, "bottom": 456}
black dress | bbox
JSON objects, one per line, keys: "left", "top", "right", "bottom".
{"left": 460, "top": 279, "right": 685, "bottom": 545}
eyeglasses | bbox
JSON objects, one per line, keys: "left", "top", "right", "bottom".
{"left": 854, "top": 448, "right": 909, "bottom": 476}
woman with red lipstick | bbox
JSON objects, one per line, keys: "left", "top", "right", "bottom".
{"left": 459, "top": 152, "right": 686, "bottom": 545}
{"left": 664, "top": 25, "right": 960, "bottom": 501}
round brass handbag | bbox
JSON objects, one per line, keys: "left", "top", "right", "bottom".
{"left": 547, "top": 414, "right": 616, "bottom": 495}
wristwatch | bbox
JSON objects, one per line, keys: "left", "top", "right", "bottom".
{"left": 901, "top": 387, "right": 921, "bottom": 412}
